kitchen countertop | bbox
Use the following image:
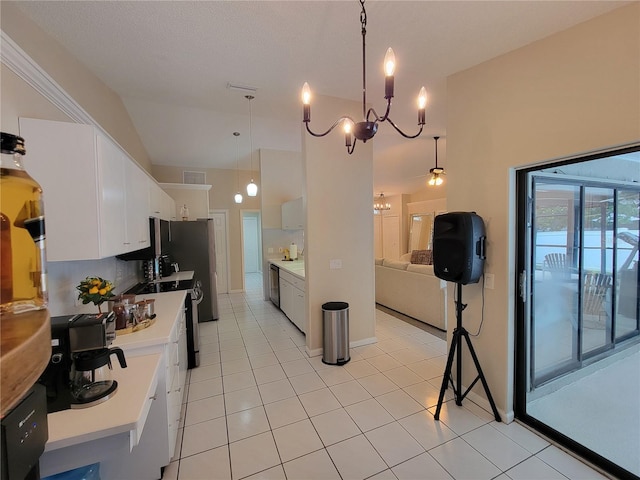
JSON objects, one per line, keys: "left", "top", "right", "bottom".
{"left": 150, "top": 270, "right": 194, "bottom": 283}
{"left": 44, "top": 353, "right": 162, "bottom": 453}
{"left": 113, "top": 290, "right": 188, "bottom": 351}
{"left": 269, "top": 259, "right": 305, "bottom": 280}
{"left": 45, "top": 289, "right": 188, "bottom": 450}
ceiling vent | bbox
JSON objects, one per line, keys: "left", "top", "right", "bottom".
{"left": 227, "top": 82, "right": 258, "bottom": 94}
{"left": 183, "top": 170, "right": 206, "bottom": 185}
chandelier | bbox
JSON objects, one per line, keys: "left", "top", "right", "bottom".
{"left": 427, "top": 136, "right": 445, "bottom": 186}
{"left": 374, "top": 193, "right": 391, "bottom": 212}
{"left": 301, "top": 0, "right": 427, "bottom": 154}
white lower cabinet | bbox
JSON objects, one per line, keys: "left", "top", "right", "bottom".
{"left": 279, "top": 270, "right": 306, "bottom": 333}
{"left": 118, "top": 305, "right": 188, "bottom": 472}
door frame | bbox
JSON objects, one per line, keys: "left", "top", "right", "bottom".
{"left": 514, "top": 145, "right": 640, "bottom": 480}
{"left": 240, "top": 209, "right": 262, "bottom": 290}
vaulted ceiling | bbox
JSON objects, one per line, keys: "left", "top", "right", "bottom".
{"left": 9, "top": 1, "right": 629, "bottom": 195}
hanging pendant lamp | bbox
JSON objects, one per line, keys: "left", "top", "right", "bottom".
{"left": 233, "top": 132, "right": 243, "bottom": 204}
{"left": 245, "top": 95, "right": 258, "bottom": 197}
{"left": 427, "top": 136, "right": 445, "bottom": 186}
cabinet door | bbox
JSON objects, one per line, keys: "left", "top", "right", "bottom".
{"left": 279, "top": 278, "right": 293, "bottom": 317}
{"left": 124, "top": 160, "right": 150, "bottom": 251}
{"left": 281, "top": 197, "right": 304, "bottom": 230}
{"left": 97, "top": 134, "right": 127, "bottom": 257}
{"left": 293, "top": 287, "right": 306, "bottom": 333}
{"left": 149, "top": 179, "right": 164, "bottom": 218}
{"left": 18, "top": 118, "right": 102, "bottom": 261}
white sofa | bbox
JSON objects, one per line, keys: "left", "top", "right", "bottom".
{"left": 375, "top": 255, "right": 447, "bottom": 331}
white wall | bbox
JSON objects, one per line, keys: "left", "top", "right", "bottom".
{"left": 303, "top": 95, "right": 376, "bottom": 354}
{"left": 446, "top": 3, "right": 639, "bottom": 419}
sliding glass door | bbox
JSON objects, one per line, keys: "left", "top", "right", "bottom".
{"left": 515, "top": 146, "right": 640, "bottom": 479}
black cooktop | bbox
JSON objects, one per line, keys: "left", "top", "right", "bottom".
{"left": 125, "top": 279, "right": 194, "bottom": 295}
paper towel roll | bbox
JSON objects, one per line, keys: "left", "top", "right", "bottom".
{"left": 290, "top": 243, "right": 298, "bottom": 260}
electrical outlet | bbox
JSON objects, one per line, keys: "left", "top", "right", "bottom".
{"left": 278, "top": 247, "right": 283, "bottom": 253}
{"left": 268, "top": 248, "right": 274, "bottom": 254}
{"left": 485, "top": 273, "right": 495, "bottom": 290}
{"left": 329, "top": 259, "right": 342, "bottom": 269}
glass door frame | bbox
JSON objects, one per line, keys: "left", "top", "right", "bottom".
{"left": 515, "top": 144, "right": 640, "bottom": 480}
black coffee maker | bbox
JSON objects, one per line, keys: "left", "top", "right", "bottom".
{"left": 38, "top": 312, "right": 127, "bottom": 413}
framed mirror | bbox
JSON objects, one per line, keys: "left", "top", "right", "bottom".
{"left": 409, "top": 213, "right": 435, "bottom": 251}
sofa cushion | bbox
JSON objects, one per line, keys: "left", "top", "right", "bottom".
{"left": 411, "top": 249, "right": 433, "bottom": 265}
{"left": 375, "top": 258, "right": 384, "bottom": 265}
{"left": 406, "top": 263, "right": 434, "bottom": 275}
{"left": 382, "top": 259, "right": 409, "bottom": 270}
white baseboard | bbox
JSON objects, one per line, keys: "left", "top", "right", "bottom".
{"left": 350, "top": 336, "right": 378, "bottom": 348}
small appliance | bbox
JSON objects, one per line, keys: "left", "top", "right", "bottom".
{"left": 38, "top": 312, "right": 126, "bottom": 413}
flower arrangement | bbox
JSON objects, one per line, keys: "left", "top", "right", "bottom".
{"left": 76, "top": 276, "right": 115, "bottom": 312}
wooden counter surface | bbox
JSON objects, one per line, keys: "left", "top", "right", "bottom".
{"left": 0, "top": 308, "right": 51, "bottom": 417}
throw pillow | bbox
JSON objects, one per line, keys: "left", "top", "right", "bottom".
{"left": 410, "top": 249, "right": 433, "bottom": 265}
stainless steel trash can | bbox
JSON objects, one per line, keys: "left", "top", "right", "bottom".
{"left": 322, "top": 302, "right": 350, "bottom": 365}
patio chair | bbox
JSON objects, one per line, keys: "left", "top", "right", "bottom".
{"left": 543, "top": 253, "right": 571, "bottom": 280}
{"left": 582, "top": 272, "right": 613, "bottom": 329}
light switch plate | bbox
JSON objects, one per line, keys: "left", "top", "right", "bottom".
{"left": 485, "top": 273, "right": 495, "bottom": 289}
{"left": 330, "top": 259, "right": 342, "bottom": 269}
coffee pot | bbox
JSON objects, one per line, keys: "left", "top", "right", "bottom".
{"left": 70, "top": 347, "right": 127, "bottom": 408}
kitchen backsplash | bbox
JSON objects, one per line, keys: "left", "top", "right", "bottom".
{"left": 262, "top": 229, "right": 304, "bottom": 261}
{"left": 46, "top": 257, "right": 143, "bottom": 317}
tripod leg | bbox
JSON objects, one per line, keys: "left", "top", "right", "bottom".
{"left": 434, "top": 329, "right": 458, "bottom": 421}
{"left": 461, "top": 330, "right": 502, "bottom": 422}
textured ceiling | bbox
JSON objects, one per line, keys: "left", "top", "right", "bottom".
{"left": 9, "top": 1, "right": 629, "bottom": 195}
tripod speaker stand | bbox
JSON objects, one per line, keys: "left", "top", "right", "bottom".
{"left": 433, "top": 282, "right": 501, "bottom": 422}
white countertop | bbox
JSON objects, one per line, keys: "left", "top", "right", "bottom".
{"left": 113, "top": 290, "right": 187, "bottom": 351}
{"left": 270, "top": 259, "right": 305, "bottom": 280}
{"left": 45, "top": 288, "right": 188, "bottom": 452}
{"left": 151, "top": 270, "right": 194, "bottom": 282}
{"left": 44, "top": 352, "right": 162, "bottom": 452}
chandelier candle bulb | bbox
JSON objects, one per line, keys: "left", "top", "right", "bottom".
{"left": 418, "top": 87, "right": 427, "bottom": 125}
{"left": 344, "top": 121, "right": 353, "bottom": 147}
{"left": 302, "top": 83, "right": 311, "bottom": 122}
{"left": 384, "top": 48, "right": 395, "bottom": 99}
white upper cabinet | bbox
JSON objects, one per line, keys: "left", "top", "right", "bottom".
{"left": 149, "top": 180, "right": 176, "bottom": 221}
{"left": 19, "top": 118, "right": 152, "bottom": 261}
{"left": 282, "top": 197, "right": 304, "bottom": 230}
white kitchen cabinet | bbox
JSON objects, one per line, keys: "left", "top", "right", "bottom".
{"left": 149, "top": 180, "right": 176, "bottom": 221}
{"left": 125, "top": 160, "right": 150, "bottom": 249}
{"left": 18, "top": 118, "right": 150, "bottom": 260}
{"left": 114, "top": 292, "right": 188, "bottom": 468}
{"left": 281, "top": 197, "right": 304, "bottom": 230}
{"left": 279, "top": 270, "right": 305, "bottom": 333}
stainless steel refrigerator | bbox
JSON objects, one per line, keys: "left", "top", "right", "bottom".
{"left": 169, "top": 219, "right": 219, "bottom": 322}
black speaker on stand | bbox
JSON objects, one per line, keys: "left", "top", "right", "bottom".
{"left": 432, "top": 212, "right": 501, "bottom": 422}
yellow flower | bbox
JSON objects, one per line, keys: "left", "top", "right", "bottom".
{"left": 99, "top": 288, "right": 107, "bottom": 295}
{"left": 89, "top": 286, "right": 99, "bottom": 294}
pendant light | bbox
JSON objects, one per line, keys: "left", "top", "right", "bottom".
{"left": 301, "top": 0, "right": 427, "bottom": 154}
{"left": 233, "top": 132, "right": 243, "bottom": 204}
{"left": 245, "top": 95, "right": 258, "bottom": 197}
{"left": 427, "top": 136, "right": 445, "bottom": 186}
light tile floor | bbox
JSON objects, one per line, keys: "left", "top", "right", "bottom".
{"left": 162, "top": 273, "right": 607, "bottom": 480}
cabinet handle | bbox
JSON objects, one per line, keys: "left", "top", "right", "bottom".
{"left": 149, "top": 394, "right": 157, "bottom": 400}
{"left": 123, "top": 242, "right": 131, "bottom": 245}
{"left": 174, "top": 362, "right": 180, "bottom": 366}
{"left": 174, "top": 387, "right": 181, "bottom": 393}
